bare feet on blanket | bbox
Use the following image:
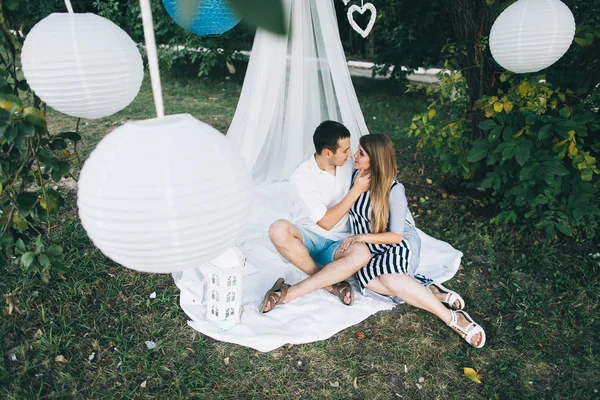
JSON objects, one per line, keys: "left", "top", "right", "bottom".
{"left": 453, "top": 312, "right": 483, "bottom": 347}
{"left": 428, "top": 285, "right": 461, "bottom": 309}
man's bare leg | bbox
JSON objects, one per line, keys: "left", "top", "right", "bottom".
{"left": 269, "top": 219, "right": 321, "bottom": 276}
{"left": 282, "top": 242, "right": 370, "bottom": 303}
{"left": 268, "top": 219, "right": 371, "bottom": 306}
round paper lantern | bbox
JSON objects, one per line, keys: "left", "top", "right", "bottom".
{"left": 77, "top": 114, "right": 253, "bottom": 273}
{"left": 162, "top": 0, "right": 240, "bottom": 36}
{"left": 21, "top": 13, "right": 143, "bottom": 119}
{"left": 490, "top": 0, "right": 575, "bottom": 74}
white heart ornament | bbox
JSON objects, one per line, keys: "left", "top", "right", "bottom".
{"left": 347, "top": 3, "right": 377, "bottom": 39}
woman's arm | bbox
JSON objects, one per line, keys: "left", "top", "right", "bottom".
{"left": 338, "top": 232, "right": 404, "bottom": 253}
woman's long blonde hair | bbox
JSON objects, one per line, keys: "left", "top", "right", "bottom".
{"left": 359, "top": 134, "right": 397, "bottom": 234}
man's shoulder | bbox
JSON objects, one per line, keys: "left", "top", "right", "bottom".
{"left": 290, "top": 157, "right": 315, "bottom": 181}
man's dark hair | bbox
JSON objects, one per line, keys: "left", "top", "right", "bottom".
{"left": 313, "top": 121, "right": 351, "bottom": 154}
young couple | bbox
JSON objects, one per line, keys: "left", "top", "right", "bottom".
{"left": 260, "top": 121, "right": 486, "bottom": 348}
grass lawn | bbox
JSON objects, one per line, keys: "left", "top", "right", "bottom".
{"left": 1, "top": 73, "right": 599, "bottom": 399}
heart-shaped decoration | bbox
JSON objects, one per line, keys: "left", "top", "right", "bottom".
{"left": 347, "top": 3, "right": 377, "bottom": 39}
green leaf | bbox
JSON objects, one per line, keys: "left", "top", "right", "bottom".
{"left": 525, "top": 113, "right": 537, "bottom": 125}
{"left": 228, "top": 0, "right": 287, "bottom": 35}
{"left": 38, "top": 254, "right": 51, "bottom": 269}
{"left": 47, "top": 244, "right": 63, "bottom": 256}
{"left": 555, "top": 222, "right": 573, "bottom": 236}
{"left": 515, "top": 140, "right": 533, "bottom": 166}
{"left": 520, "top": 161, "right": 541, "bottom": 180}
{"left": 467, "top": 139, "right": 491, "bottom": 162}
{"left": 20, "top": 252, "right": 35, "bottom": 269}
{"left": 37, "top": 149, "right": 52, "bottom": 164}
{"left": 559, "top": 107, "right": 571, "bottom": 119}
{"left": 4, "top": 125, "right": 18, "bottom": 142}
{"left": 502, "top": 126, "right": 515, "bottom": 141}
{"left": 5, "top": 0, "right": 19, "bottom": 11}
{"left": 574, "top": 37, "right": 587, "bottom": 47}
{"left": 488, "top": 125, "right": 503, "bottom": 142}
{"left": 49, "top": 138, "right": 68, "bottom": 151}
{"left": 0, "top": 93, "right": 23, "bottom": 112}
{"left": 35, "top": 235, "right": 44, "bottom": 255}
{"left": 15, "top": 238, "right": 26, "bottom": 253}
{"left": 18, "top": 122, "right": 36, "bottom": 138}
{"left": 477, "top": 119, "right": 498, "bottom": 131}
{"left": 16, "top": 192, "right": 38, "bottom": 217}
{"left": 538, "top": 124, "right": 554, "bottom": 140}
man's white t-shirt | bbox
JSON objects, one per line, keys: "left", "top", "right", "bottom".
{"left": 289, "top": 155, "right": 354, "bottom": 241}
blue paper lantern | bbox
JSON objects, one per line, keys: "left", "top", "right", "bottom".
{"left": 162, "top": 0, "right": 240, "bottom": 36}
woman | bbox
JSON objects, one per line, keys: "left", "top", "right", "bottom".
{"left": 339, "top": 134, "right": 485, "bottom": 348}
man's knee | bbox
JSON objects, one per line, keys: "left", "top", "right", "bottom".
{"left": 269, "top": 219, "right": 293, "bottom": 245}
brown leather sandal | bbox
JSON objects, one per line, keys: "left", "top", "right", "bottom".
{"left": 260, "top": 278, "right": 290, "bottom": 313}
{"left": 329, "top": 281, "right": 354, "bottom": 306}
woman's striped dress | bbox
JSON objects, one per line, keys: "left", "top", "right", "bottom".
{"left": 349, "top": 171, "right": 432, "bottom": 293}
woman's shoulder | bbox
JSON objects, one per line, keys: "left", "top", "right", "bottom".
{"left": 390, "top": 180, "right": 407, "bottom": 202}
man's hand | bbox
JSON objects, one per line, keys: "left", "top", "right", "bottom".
{"left": 353, "top": 169, "right": 371, "bottom": 193}
{"left": 339, "top": 234, "right": 365, "bottom": 253}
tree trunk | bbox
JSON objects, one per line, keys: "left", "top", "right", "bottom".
{"left": 442, "top": 0, "right": 500, "bottom": 138}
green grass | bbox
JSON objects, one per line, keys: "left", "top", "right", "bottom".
{"left": 1, "top": 74, "right": 599, "bottom": 399}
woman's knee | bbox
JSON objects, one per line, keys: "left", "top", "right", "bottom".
{"left": 347, "top": 242, "right": 371, "bottom": 265}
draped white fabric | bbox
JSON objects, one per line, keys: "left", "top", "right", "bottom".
{"left": 226, "top": 0, "right": 369, "bottom": 182}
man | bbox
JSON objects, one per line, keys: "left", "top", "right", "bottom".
{"left": 260, "top": 121, "right": 372, "bottom": 313}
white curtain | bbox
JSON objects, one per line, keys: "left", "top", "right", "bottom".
{"left": 227, "top": 0, "right": 369, "bottom": 183}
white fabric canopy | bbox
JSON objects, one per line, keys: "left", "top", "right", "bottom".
{"left": 173, "top": 0, "right": 463, "bottom": 352}
{"left": 226, "top": 0, "right": 368, "bottom": 183}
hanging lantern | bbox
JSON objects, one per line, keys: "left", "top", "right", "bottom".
{"left": 77, "top": 114, "right": 253, "bottom": 274}
{"left": 162, "top": 0, "right": 240, "bottom": 36}
{"left": 490, "top": 0, "right": 576, "bottom": 74}
{"left": 21, "top": 13, "right": 143, "bottom": 119}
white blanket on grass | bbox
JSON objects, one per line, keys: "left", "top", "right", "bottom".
{"left": 173, "top": 182, "right": 462, "bottom": 352}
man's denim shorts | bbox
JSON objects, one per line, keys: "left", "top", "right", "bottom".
{"left": 295, "top": 225, "right": 343, "bottom": 267}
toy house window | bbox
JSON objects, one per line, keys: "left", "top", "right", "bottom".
{"left": 227, "top": 276, "right": 236, "bottom": 287}
{"left": 211, "top": 274, "right": 219, "bottom": 285}
{"left": 211, "top": 290, "right": 219, "bottom": 301}
{"left": 226, "top": 307, "right": 235, "bottom": 318}
{"left": 211, "top": 306, "right": 219, "bottom": 317}
{"left": 227, "top": 292, "right": 236, "bottom": 302}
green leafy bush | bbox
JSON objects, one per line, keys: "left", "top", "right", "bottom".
{"left": 0, "top": 4, "right": 79, "bottom": 281}
{"left": 409, "top": 71, "right": 600, "bottom": 239}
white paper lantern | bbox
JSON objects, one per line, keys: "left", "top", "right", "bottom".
{"left": 77, "top": 114, "right": 253, "bottom": 273}
{"left": 21, "top": 13, "right": 143, "bottom": 119}
{"left": 490, "top": 0, "right": 576, "bottom": 73}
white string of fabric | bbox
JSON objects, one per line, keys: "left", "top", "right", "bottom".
{"left": 139, "top": 0, "right": 165, "bottom": 118}
{"left": 64, "top": 0, "right": 74, "bottom": 13}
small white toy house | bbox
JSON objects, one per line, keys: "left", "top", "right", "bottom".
{"left": 204, "top": 246, "right": 245, "bottom": 327}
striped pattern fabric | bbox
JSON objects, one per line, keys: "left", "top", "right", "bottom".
{"left": 349, "top": 170, "right": 430, "bottom": 292}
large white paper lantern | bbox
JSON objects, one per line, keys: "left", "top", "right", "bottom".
{"left": 490, "top": 0, "right": 576, "bottom": 73}
{"left": 21, "top": 13, "right": 143, "bottom": 119}
{"left": 77, "top": 114, "right": 253, "bottom": 273}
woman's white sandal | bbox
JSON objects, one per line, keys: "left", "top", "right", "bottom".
{"left": 429, "top": 282, "right": 465, "bottom": 310}
{"left": 447, "top": 310, "right": 486, "bottom": 348}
